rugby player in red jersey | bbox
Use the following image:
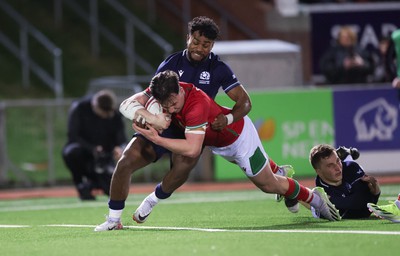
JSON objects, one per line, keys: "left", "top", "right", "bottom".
{"left": 131, "top": 70, "right": 341, "bottom": 224}
{"left": 95, "top": 16, "right": 293, "bottom": 231}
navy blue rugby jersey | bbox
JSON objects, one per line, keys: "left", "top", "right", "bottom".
{"left": 156, "top": 50, "right": 240, "bottom": 99}
{"left": 315, "top": 160, "right": 380, "bottom": 219}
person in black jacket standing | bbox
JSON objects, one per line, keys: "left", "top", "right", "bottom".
{"left": 310, "top": 144, "right": 380, "bottom": 219}
{"left": 62, "top": 90, "right": 127, "bottom": 200}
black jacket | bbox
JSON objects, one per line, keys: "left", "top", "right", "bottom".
{"left": 65, "top": 95, "right": 127, "bottom": 154}
{"left": 320, "top": 44, "right": 374, "bottom": 84}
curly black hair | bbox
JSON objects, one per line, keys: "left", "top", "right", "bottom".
{"left": 188, "top": 16, "right": 220, "bottom": 40}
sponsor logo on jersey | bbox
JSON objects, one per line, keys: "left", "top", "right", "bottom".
{"left": 199, "top": 71, "right": 210, "bottom": 85}
{"left": 178, "top": 70, "right": 184, "bottom": 77}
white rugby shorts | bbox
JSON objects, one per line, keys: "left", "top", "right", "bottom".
{"left": 210, "top": 116, "right": 269, "bottom": 177}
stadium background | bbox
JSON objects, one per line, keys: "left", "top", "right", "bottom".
{"left": 0, "top": 0, "right": 400, "bottom": 188}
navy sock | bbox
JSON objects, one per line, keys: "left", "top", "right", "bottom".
{"left": 108, "top": 200, "right": 125, "bottom": 210}
{"left": 155, "top": 183, "right": 172, "bottom": 199}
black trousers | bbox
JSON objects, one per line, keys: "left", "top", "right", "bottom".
{"left": 62, "top": 143, "right": 112, "bottom": 195}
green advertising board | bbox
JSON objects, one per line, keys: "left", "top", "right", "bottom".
{"left": 214, "top": 88, "right": 334, "bottom": 180}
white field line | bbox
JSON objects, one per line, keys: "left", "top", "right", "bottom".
{"left": 0, "top": 225, "right": 30, "bottom": 228}
{"left": 1, "top": 224, "right": 399, "bottom": 236}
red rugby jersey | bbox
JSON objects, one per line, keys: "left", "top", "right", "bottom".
{"left": 146, "top": 82, "right": 244, "bottom": 147}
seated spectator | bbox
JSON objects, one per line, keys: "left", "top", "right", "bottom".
{"left": 62, "top": 90, "right": 127, "bottom": 200}
{"left": 310, "top": 144, "right": 380, "bottom": 219}
{"left": 319, "top": 26, "right": 374, "bottom": 84}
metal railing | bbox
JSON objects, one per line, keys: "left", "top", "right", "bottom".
{"left": 55, "top": 0, "right": 173, "bottom": 75}
{"left": 0, "top": 0, "right": 63, "bottom": 99}
{"left": 0, "top": 98, "right": 171, "bottom": 188}
{"left": 87, "top": 75, "right": 151, "bottom": 97}
{"left": 0, "top": 99, "right": 73, "bottom": 187}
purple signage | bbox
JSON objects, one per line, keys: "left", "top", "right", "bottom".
{"left": 333, "top": 87, "right": 400, "bottom": 150}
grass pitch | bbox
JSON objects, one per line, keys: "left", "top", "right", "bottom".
{"left": 1, "top": 185, "right": 399, "bottom": 256}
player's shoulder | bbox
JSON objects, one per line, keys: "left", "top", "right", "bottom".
{"left": 180, "top": 82, "right": 208, "bottom": 98}
{"left": 342, "top": 160, "right": 362, "bottom": 171}
{"left": 168, "top": 51, "right": 185, "bottom": 60}
{"left": 208, "top": 52, "right": 236, "bottom": 76}
{"left": 179, "top": 81, "right": 194, "bottom": 89}
{"left": 208, "top": 52, "right": 227, "bottom": 65}
{"left": 342, "top": 161, "right": 365, "bottom": 178}
{"left": 157, "top": 51, "right": 185, "bottom": 68}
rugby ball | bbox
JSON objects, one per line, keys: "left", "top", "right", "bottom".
{"left": 145, "top": 96, "right": 163, "bottom": 115}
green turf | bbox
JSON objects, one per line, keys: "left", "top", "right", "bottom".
{"left": 1, "top": 186, "right": 399, "bottom": 256}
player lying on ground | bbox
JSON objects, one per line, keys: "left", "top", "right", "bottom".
{"left": 94, "top": 71, "right": 341, "bottom": 231}
{"left": 283, "top": 145, "right": 381, "bottom": 219}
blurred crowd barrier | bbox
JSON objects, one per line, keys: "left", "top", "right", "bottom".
{"left": 0, "top": 98, "right": 170, "bottom": 188}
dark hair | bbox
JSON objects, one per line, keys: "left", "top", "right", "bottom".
{"left": 309, "top": 144, "right": 335, "bottom": 169}
{"left": 150, "top": 70, "right": 180, "bottom": 105}
{"left": 188, "top": 16, "right": 220, "bottom": 40}
{"left": 94, "top": 90, "right": 116, "bottom": 111}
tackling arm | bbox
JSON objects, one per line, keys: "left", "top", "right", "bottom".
{"left": 132, "top": 123, "right": 205, "bottom": 158}
{"left": 211, "top": 85, "right": 252, "bottom": 131}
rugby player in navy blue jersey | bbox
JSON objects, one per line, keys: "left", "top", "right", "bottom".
{"left": 95, "top": 16, "right": 292, "bottom": 231}
{"left": 310, "top": 144, "right": 380, "bottom": 219}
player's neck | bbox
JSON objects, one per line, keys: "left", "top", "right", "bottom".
{"left": 325, "top": 179, "right": 342, "bottom": 186}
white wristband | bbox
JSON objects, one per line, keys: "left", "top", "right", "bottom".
{"left": 225, "top": 113, "right": 234, "bottom": 125}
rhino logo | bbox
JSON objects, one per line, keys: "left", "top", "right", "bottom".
{"left": 354, "top": 98, "right": 398, "bottom": 141}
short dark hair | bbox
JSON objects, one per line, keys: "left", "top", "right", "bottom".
{"left": 309, "top": 144, "right": 335, "bottom": 169}
{"left": 94, "top": 89, "right": 116, "bottom": 111}
{"left": 188, "top": 16, "right": 220, "bottom": 40}
{"left": 150, "top": 70, "right": 180, "bottom": 105}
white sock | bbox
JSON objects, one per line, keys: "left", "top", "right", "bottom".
{"left": 109, "top": 209, "right": 123, "bottom": 222}
{"left": 309, "top": 190, "right": 322, "bottom": 208}
{"left": 148, "top": 192, "right": 160, "bottom": 203}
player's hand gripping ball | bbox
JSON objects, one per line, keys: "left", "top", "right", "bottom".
{"left": 135, "top": 97, "right": 170, "bottom": 134}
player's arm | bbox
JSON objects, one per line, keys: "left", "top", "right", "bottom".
{"left": 133, "top": 124, "right": 205, "bottom": 158}
{"left": 329, "top": 181, "right": 377, "bottom": 210}
{"left": 119, "top": 92, "right": 170, "bottom": 130}
{"left": 361, "top": 175, "right": 381, "bottom": 196}
{"left": 211, "top": 85, "right": 252, "bottom": 131}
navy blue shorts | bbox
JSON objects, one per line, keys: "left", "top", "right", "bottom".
{"left": 133, "top": 122, "right": 184, "bottom": 162}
